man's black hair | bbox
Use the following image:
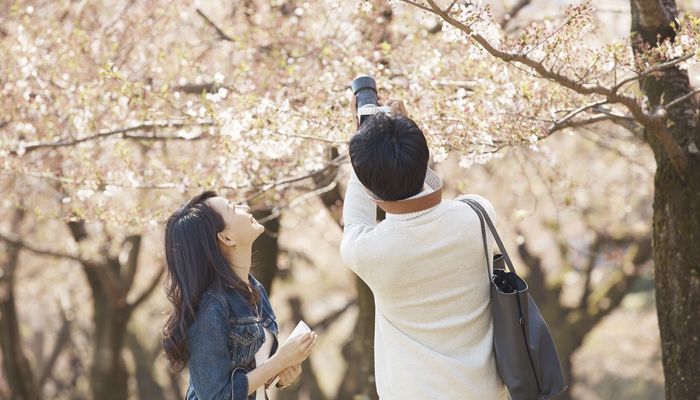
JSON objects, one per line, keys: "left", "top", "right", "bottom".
{"left": 349, "top": 112, "right": 429, "bottom": 201}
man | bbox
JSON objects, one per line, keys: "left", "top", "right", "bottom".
{"left": 340, "top": 100, "right": 507, "bottom": 399}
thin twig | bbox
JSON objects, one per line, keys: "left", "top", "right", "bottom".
{"left": 398, "top": 0, "right": 432, "bottom": 13}
{"left": 665, "top": 87, "right": 700, "bottom": 109}
{"left": 196, "top": 9, "right": 235, "bottom": 42}
{"left": 0, "top": 231, "right": 96, "bottom": 265}
{"left": 16, "top": 119, "right": 215, "bottom": 154}
{"left": 548, "top": 100, "right": 609, "bottom": 132}
{"left": 524, "top": 15, "right": 575, "bottom": 57}
{"left": 257, "top": 179, "right": 340, "bottom": 224}
{"left": 548, "top": 115, "right": 612, "bottom": 135}
{"left": 445, "top": 0, "right": 458, "bottom": 14}
{"left": 129, "top": 265, "right": 165, "bottom": 311}
{"left": 500, "top": 0, "right": 531, "bottom": 28}
{"left": 612, "top": 53, "right": 694, "bottom": 93}
{"left": 243, "top": 153, "right": 348, "bottom": 203}
{"left": 273, "top": 130, "right": 348, "bottom": 144}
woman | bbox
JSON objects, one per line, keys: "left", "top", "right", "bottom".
{"left": 162, "top": 190, "right": 317, "bottom": 399}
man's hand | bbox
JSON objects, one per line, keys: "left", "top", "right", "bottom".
{"left": 350, "top": 92, "right": 359, "bottom": 129}
{"left": 350, "top": 91, "right": 408, "bottom": 129}
{"left": 277, "top": 364, "right": 302, "bottom": 388}
{"left": 385, "top": 99, "right": 408, "bottom": 117}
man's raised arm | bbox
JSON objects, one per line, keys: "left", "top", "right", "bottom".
{"left": 339, "top": 170, "right": 377, "bottom": 269}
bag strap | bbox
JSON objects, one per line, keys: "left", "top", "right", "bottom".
{"left": 460, "top": 199, "right": 517, "bottom": 274}
{"left": 465, "top": 199, "right": 493, "bottom": 283}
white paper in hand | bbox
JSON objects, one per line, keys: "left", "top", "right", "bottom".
{"left": 270, "top": 321, "right": 311, "bottom": 388}
{"left": 286, "top": 320, "right": 311, "bottom": 343}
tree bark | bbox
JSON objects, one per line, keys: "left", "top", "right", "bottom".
{"left": 0, "top": 211, "right": 42, "bottom": 400}
{"left": 126, "top": 331, "right": 166, "bottom": 400}
{"left": 68, "top": 224, "right": 160, "bottom": 400}
{"left": 86, "top": 265, "right": 131, "bottom": 400}
{"left": 631, "top": 1, "right": 700, "bottom": 398}
{"left": 336, "top": 277, "right": 378, "bottom": 400}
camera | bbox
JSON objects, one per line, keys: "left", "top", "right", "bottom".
{"left": 351, "top": 75, "right": 391, "bottom": 125}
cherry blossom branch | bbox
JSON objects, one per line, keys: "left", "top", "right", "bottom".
{"left": 243, "top": 153, "right": 348, "bottom": 203}
{"left": 196, "top": 9, "right": 235, "bottom": 42}
{"left": 445, "top": 1, "right": 458, "bottom": 15}
{"left": 15, "top": 119, "right": 215, "bottom": 155}
{"left": 401, "top": 0, "right": 689, "bottom": 176}
{"left": 548, "top": 115, "right": 613, "bottom": 135}
{"left": 0, "top": 230, "right": 96, "bottom": 265}
{"left": 524, "top": 14, "right": 575, "bottom": 57}
{"left": 256, "top": 179, "right": 340, "bottom": 224}
{"left": 399, "top": 0, "right": 432, "bottom": 13}
{"left": 128, "top": 264, "right": 165, "bottom": 311}
{"left": 272, "top": 130, "right": 348, "bottom": 144}
{"left": 172, "top": 82, "right": 224, "bottom": 94}
{"left": 665, "top": 88, "right": 700, "bottom": 109}
{"left": 612, "top": 53, "right": 695, "bottom": 93}
{"left": 550, "top": 100, "right": 610, "bottom": 129}
{"left": 587, "top": 108, "right": 643, "bottom": 138}
{"left": 500, "top": 0, "right": 531, "bottom": 28}
{"left": 414, "top": 0, "right": 624, "bottom": 98}
{"left": 6, "top": 152, "right": 348, "bottom": 196}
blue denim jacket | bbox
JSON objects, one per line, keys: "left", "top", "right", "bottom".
{"left": 185, "top": 274, "right": 279, "bottom": 400}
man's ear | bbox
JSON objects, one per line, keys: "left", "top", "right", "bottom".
{"left": 217, "top": 232, "right": 236, "bottom": 248}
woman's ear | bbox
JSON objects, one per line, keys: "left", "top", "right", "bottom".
{"left": 217, "top": 231, "right": 236, "bottom": 248}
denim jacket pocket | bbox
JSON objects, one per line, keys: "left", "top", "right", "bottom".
{"left": 229, "top": 319, "right": 263, "bottom": 365}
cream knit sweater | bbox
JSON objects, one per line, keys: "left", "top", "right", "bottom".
{"left": 341, "top": 172, "right": 507, "bottom": 400}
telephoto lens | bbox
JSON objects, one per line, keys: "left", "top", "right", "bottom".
{"left": 351, "top": 75, "right": 379, "bottom": 125}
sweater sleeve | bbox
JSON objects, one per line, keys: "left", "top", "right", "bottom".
{"left": 340, "top": 170, "right": 377, "bottom": 270}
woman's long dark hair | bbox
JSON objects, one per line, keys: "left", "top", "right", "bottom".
{"left": 162, "top": 190, "right": 258, "bottom": 372}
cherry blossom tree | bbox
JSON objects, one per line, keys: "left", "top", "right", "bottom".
{"left": 380, "top": 0, "right": 699, "bottom": 398}
{"left": 1, "top": 0, "right": 697, "bottom": 398}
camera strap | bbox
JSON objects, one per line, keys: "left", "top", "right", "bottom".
{"left": 375, "top": 188, "right": 443, "bottom": 214}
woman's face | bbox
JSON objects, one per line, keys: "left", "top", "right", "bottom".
{"left": 206, "top": 196, "right": 265, "bottom": 248}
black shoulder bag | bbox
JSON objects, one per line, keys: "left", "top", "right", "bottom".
{"left": 462, "top": 199, "right": 567, "bottom": 400}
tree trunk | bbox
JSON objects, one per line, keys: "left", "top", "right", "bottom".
{"left": 651, "top": 155, "right": 700, "bottom": 399}
{"left": 0, "top": 218, "right": 42, "bottom": 400}
{"left": 86, "top": 268, "right": 131, "bottom": 400}
{"left": 354, "top": 278, "right": 377, "bottom": 399}
{"left": 278, "top": 297, "right": 328, "bottom": 400}
{"left": 631, "top": 1, "right": 700, "bottom": 398}
{"left": 126, "top": 331, "right": 166, "bottom": 400}
{"left": 336, "top": 277, "right": 378, "bottom": 400}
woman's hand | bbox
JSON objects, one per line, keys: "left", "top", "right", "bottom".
{"left": 276, "top": 364, "right": 302, "bottom": 388}
{"left": 273, "top": 331, "right": 317, "bottom": 369}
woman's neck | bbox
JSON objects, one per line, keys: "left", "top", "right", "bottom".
{"left": 224, "top": 246, "right": 253, "bottom": 283}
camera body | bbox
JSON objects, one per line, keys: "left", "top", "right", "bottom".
{"left": 351, "top": 75, "right": 391, "bottom": 125}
